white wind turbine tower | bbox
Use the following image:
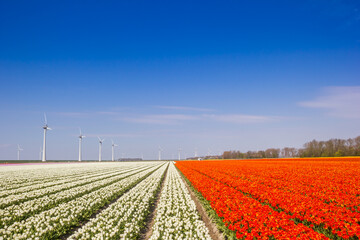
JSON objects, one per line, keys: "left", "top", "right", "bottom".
{"left": 17, "top": 145, "right": 23, "bottom": 160}
{"left": 158, "top": 146, "right": 162, "bottom": 161}
{"left": 39, "top": 146, "right": 42, "bottom": 161}
{"left": 98, "top": 137, "right": 105, "bottom": 162}
{"left": 111, "top": 140, "right": 118, "bottom": 162}
{"left": 42, "top": 113, "right": 52, "bottom": 162}
{"left": 78, "top": 129, "right": 85, "bottom": 162}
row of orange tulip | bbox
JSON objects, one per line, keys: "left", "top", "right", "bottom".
{"left": 176, "top": 159, "right": 360, "bottom": 239}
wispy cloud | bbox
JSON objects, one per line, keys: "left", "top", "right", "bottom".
{"left": 84, "top": 133, "right": 144, "bottom": 138}
{"left": 54, "top": 108, "right": 281, "bottom": 125}
{"left": 123, "top": 114, "right": 200, "bottom": 125}
{"left": 204, "top": 114, "right": 279, "bottom": 123}
{"left": 154, "top": 105, "right": 214, "bottom": 112}
{"left": 299, "top": 86, "right": 360, "bottom": 119}
{"left": 122, "top": 113, "right": 278, "bottom": 125}
{"left": 95, "top": 111, "right": 122, "bottom": 115}
{"left": 55, "top": 111, "right": 124, "bottom": 117}
{"left": 54, "top": 112, "right": 91, "bottom": 117}
{"left": 0, "top": 144, "right": 12, "bottom": 149}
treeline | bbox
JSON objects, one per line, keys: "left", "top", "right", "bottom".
{"left": 223, "top": 136, "right": 360, "bottom": 159}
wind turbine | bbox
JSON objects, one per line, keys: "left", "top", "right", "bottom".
{"left": 39, "top": 146, "right": 42, "bottom": 161}
{"left": 178, "top": 147, "right": 182, "bottom": 161}
{"left": 195, "top": 148, "right": 198, "bottom": 158}
{"left": 158, "top": 146, "right": 162, "bottom": 161}
{"left": 42, "top": 113, "right": 52, "bottom": 162}
{"left": 78, "top": 128, "right": 85, "bottom": 162}
{"left": 17, "top": 144, "right": 23, "bottom": 160}
{"left": 111, "top": 140, "right": 118, "bottom": 161}
{"left": 98, "top": 137, "right": 105, "bottom": 162}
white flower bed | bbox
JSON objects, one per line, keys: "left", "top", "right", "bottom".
{"left": 67, "top": 163, "right": 168, "bottom": 240}
{"left": 0, "top": 162, "right": 164, "bottom": 239}
{"left": 0, "top": 162, "right": 157, "bottom": 192}
{"left": 0, "top": 167, "right": 123, "bottom": 198}
{"left": 0, "top": 164, "right": 156, "bottom": 228}
{"left": 149, "top": 162, "right": 212, "bottom": 240}
{"left": 0, "top": 163, "right": 102, "bottom": 190}
{"left": 0, "top": 165, "right": 145, "bottom": 208}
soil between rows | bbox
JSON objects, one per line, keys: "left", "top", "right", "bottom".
{"left": 141, "top": 164, "right": 169, "bottom": 240}
{"left": 176, "top": 165, "right": 225, "bottom": 240}
{"left": 58, "top": 162, "right": 221, "bottom": 240}
{"left": 59, "top": 164, "right": 164, "bottom": 240}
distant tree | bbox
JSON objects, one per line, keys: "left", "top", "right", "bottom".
{"left": 265, "top": 148, "right": 280, "bottom": 158}
{"left": 222, "top": 135, "right": 360, "bottom": 159}
{"left": 258, "top": 150, "right": 266, "bottom": 158}
{"left": 334, "top": 150, "right": 344, "bottom": 157}
{"left": 281, "top": 147, "right": 297, "bottom": 158}
{"left": 355, "top": 136, "right": 360, "bottom": 155}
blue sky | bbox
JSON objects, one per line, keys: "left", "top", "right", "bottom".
{"left": 0, "top": 0, "right": 359, "bottom": 160}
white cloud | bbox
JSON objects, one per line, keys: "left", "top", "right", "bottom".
{"left": 299, "top": 86, "right": 360, "bottom": 119}
{"left": 204, "top": 114, "right": 278, "bottom": 123}
{"left": 54, "top": 107, "right": 280, "bottom": 125}
{"left": 154, "top": 105, "right": 214, "bottom": 112}
{"left": 54, "top": 112, "right": 91, "bottom": 117}
{"left": 123, "top": 113, "right": 278, "bottom": 125}
{"left": 122, "top": 114, "right": 200, "bottom": 125}
{"left": 84, "top": 133, "right": 144, "bottom": 138}
{"left": 0, "top": 144, "right": 12, "bottom": 149}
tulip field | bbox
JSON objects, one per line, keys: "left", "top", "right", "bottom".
{"left": 0, "top": 161, "right": 211, "bottom": 240}
{"left": 149, "top": 163, "right": 211, "bottom": 240}
{"left": 176, "top": 158, "right": 360, "bottom": 240}
{"left": 1, "top": 158, "right": 359, "bottom": 240}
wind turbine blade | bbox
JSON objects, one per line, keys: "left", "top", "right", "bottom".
{"left": 112, "top": 139, "right": 114, "bottom": 145}
{"left": 102, "top": 139, "right": 105, "bottom": 142}
{"left": 97, "top": 136, "right": 101, "bottom": 141}
{"left": 79, "top": 128, "right": 82, "bottom": 135}
{"left": 44, "top": 113, "right": 47, "bottom": 125}
{"left": 47, "top": 127, "right": 52, "bottom": 130}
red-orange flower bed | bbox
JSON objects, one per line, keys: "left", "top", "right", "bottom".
{"left": 175, "top": 158, "right": 360, "bottom": 239}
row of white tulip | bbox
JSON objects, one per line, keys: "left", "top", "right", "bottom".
{"left": 0, "top": 165, "right": 146, "bottom": 208}
{"left": 0, "top": 164, "right": 155, "bottom": 227}
{"left": 67, "top": 163, "right": 169, "bottom": 240}
{"left": 0, "top": 166, "right": 124, "bottom": 198}
{"left": 149, "top": 162, "right": 212, "bottom": 240}
{"left": 0, "top": 163, "right": 107, "bottom": 190}
{"left": 0, "top": 163, "right": 121, "bottom": 193}
{"left": 0, "top": 162, "right": 157, "bottom": 192}
{"left": 0, "top": 163, "right": 165, "bottom": 238}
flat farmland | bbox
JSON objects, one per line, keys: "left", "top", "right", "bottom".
{"left": 176, "top": 158, "right": 360, "bottom": 239}
{"left": 0, "top": 162, "right": 212, "bottom": 240}
{"left": 1, "top": 158, "right": 359, "bottom": 240}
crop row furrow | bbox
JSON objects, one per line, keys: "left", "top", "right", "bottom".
{"left": 0, "top": 164, "right": 121, "bottom": 191}
{"left": 0, "top": 165, "right": 158, "bottom": 228}
{"left": 216, "top": 166, "right": 360, "bottom": 213}
{"left": 0, "top": 163, "right": 165, "bottom": 239}
{"left": 176, "top": 163, "right": 327, "bottom": 240}
{"left": 184, "top": 163, "right": 360, "bottom": 239}
{"left": 0, "top": 165, "right": 146, "bottom": 208}
{"left": 67, "top": 163, "right": 169, "bottom": 240}
{"left": 0, "top": 167, "right": 125, "bottom": 198}
{"left": 149, "top": 162, "right": 211, "bottom": 240}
